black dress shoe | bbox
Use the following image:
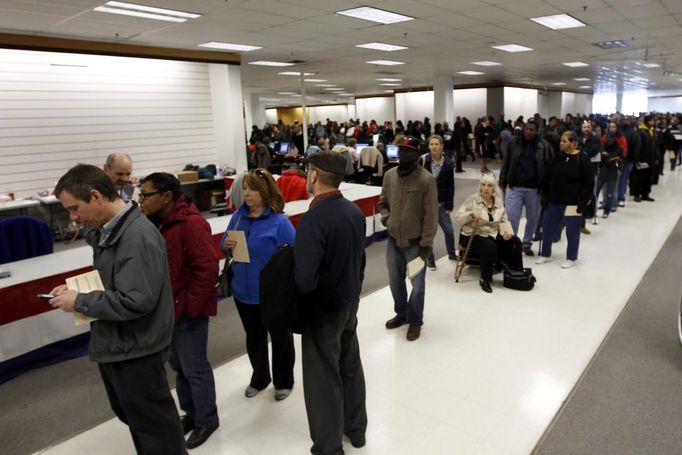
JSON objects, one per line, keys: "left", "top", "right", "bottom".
{"left": 180, "top": 415, "right": 195, "bottom": 435}
{"left": 634, "top": 195, "right": 642, "bottom": 202}
{"left": 642, "top": 196, "right": 655, "bottom": 202}
{"left": 522, "top": 247, "right": 535, "bottom": 256}
{"left": 479, "top": 279, "right": 492, "bottom": 293}
{"left": 385, "top": 315, "right": 406, "bottom": 329}
{"left": 186, "top": 422, "right": 220, "bottom": 449}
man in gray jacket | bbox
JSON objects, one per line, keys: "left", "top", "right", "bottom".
{"left": 49, "top": 164, "right": 186, "bottom": 455}
{"left": 379, "top": 136, "right": 438, "bottom": 341}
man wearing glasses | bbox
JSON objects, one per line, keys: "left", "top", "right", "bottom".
{"left": 48, "top": 164, "right": 187, "bottom": 454}
{"left": 103, "top": 152, "right": 140, "bottom": 202}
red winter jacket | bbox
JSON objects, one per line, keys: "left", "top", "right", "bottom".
{"left": 276, "top": 169, "right": 309, "bottom": 202}
{"left": 159, "top": 196, "right": 218, "bottom": 320}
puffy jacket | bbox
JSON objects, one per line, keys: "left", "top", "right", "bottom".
{"left": 276, "top": 169, "right": 309, "bottom": 202}
{"left": 499, "top": 136, "right": 553, "bottom": 191}
{"left": 221, "top": 204, "right": 295, "bottom": 304}
{"left": 158, "top": 195, "right": 218, "bottom": 320}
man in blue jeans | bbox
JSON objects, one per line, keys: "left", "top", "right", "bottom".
{"left": 499, "top": 120, "right": 553, "bottom": 256}
{"left": 420, "top": 134, "right": 456, "bottom": 270}
{"left": 379, "top": 136, "right": 438, "bottom": 341}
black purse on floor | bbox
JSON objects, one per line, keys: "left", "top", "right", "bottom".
{"left": 499, "top": 262, "right": 536, "bottom": 291}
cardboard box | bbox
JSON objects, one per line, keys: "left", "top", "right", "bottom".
{"left": 176, "top": 171, "right": 199, "bottom": 182}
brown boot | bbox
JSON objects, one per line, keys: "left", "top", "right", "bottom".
{"left": 406, "top": 324, "right": 421, "bottom": 341}
{"left": 385, "top": 315, "right": 406, "bottom": 329}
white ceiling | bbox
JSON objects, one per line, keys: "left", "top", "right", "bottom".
{"left": 1, "top": 0, "right": 681, "bottom": 107}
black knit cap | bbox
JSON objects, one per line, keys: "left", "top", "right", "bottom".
{"left": 306, "top": 150, "right": 347, "bottom": 175}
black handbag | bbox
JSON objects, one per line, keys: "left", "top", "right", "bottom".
{"left": 500, "top": 262, "right": 536, "bottom": 291}
{"left": 216, "top": 258, "right": 234, "bottom": 297}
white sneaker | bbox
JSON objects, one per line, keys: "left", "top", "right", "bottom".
{"left": 618, "top": 201, "right": 625, "bottom": 208}
{"left": 561, "top": 260, "right": 576, "bottom": 269}
{"left": 592, "top": 216, "right": 599, "bottom": 225}
{"left": 535, "top": 256, "right": 551, "bottom": 265}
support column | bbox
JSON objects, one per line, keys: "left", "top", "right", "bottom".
{"left": 209, "top": 63, "right": 248, "bottom": 172}
{"left": 616, "top": 92, "right": 623, "bottom": 114}
{"left": 487, "top": 87, "right": 504, "bottom": 120}
{"left": 249, "top": 93, "right": 266, "bottom": 129}
{"left": 433, "top": 75, "right": 454, "bottom": 124}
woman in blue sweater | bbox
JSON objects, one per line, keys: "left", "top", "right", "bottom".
{"left": 221, "top": 168, "right": 296, "bottom": 401}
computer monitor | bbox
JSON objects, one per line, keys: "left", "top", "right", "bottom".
{"left": 355, "top": 143, "right": 369, "bottom": 152}
{"left": 278, "top": 142, "right": 289, "bottom": 155}
{"left": 386, "top": 144, "right": 399, "bottom": 160}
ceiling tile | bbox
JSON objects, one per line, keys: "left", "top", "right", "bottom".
{"left": 617, "top": 2, "right": 669, "bottom": 19}
{"left": 460, "top": 6, "right": 524, "bottom": 23}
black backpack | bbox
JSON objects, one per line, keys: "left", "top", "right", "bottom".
{"left": 259, "top": 244, "right": 301, "bottom": 332}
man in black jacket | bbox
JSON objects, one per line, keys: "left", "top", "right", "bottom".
{"left": 634, "top": 115, "right": 656, "bottom": 202}
{"left": 294, "top": 151, "right": 367, "bottom": 455}
{"left": 499, "top": 120, "right": 552, "bottom": 256}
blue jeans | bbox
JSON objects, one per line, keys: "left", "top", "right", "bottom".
{"left": 386, "top": 236, "right": 426, "bottom": 326}
{"left": 617, "top": 161, "right": 634, "bottom": 203}
{"left": 428, "top": 205, "right": 457, "bottom": 261}
{"left": 540, "top": 203, "right": 582, "bottom": 261}
{"left": 597, "top": 170, "right": 618, "bottom": 214}
{"left": 168, "top": 315, "right": 218, "bottom": 428}
{"left": 505, "top": 187, "right": 540, "bottom": 248}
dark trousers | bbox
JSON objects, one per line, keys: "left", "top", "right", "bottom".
{"left": 234, "top": 299, "right": 295, "bottom": 390}
{"left": 453, "top": 138, "right": 464, "bottom": 171}
{"left": 633, "top": 166, "right": 652, "bottom": 198}
{"left": 459, "top": 234, "right": 522, "bottom": 282}
{"left": 168, "top": 315, "right": 218, "bottom": 428}
{"left": 596, "top": 169, "right": 618, "bottom": 214}
{"left": 98, "top": 351, "right": 187, "bottom": 455}
{"left": 302, "top": 300, "right": 367, "bottom": 455}
{"left": 541, "top": 203, "right": 582, "bottom": 261}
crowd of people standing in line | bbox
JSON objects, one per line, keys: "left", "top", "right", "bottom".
{"left": 43, "top": 108, "right": 681, "bottom": 454}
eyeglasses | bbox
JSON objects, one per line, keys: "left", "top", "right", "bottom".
{"left": 138, "top": 190, "right": 163, "bottom": 201}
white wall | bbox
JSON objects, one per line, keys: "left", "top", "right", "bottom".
{"left": 395, "top": 91, "right": 434, "bottom": 123}
{"left": 504, "top": 87, "right": 538, "bottom": 121}
{"left": 209, "top": 64, "right": 247, "bottom": 172}
{"left": 453, "top": 88, "right": 487, "bottom": 121}
{"left": 621, "top": 90, "right": 648, "bottom": 115}
{"left": 307, "top": 104, "right": 349, "bottom": 124}
{"left": 649, "top": 96, "right": 682, "bottom": 113}
{"left": 355, "top": 97, "right": 395, "bottom": 124}
{"left": 0, "top": 48, "right": 245, "bottom": 198}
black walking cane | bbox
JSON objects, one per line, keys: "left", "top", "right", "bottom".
{"left": 455, "top": 222, "right": 478, "bottom": 283}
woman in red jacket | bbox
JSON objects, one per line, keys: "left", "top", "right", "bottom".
{"left": 139, "top": 172, "right": 219, "bottom": 450}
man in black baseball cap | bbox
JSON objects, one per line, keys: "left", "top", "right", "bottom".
{"left": 305, "top": 150, "right": 347, "bottom": 177}
{"left": 378, "top": 135, "right": 438, "bottom": 341}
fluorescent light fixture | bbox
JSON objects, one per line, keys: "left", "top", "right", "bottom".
{"left": 355, "top": 42, "right": 408, "bottom": 52}
{"left": 337, "top": 93, "right": 352, "bottom": 96}
{"left": 492, "top": 44, "right": 533, "bottom": 53}
{"left": 379, "top": 83, "right": 401, "bottom": 86}
{"left": 278, "top": 71, "right": 315, "bottom": 76}
{"left": 198, "top": 42, "right": 261, "bottom": 52}
{"left": 551, "top": 82, "right": 566, "bottom": 86}
{"left": 574, "top": 77, "right": 591, "bottom": 81}
{"left": 315, "top": 84, "right": 336, "bottom": 87}
{"left": 383, "top": 90, "right": 394, "bottom": 93}
{"left": 376, "top": 78, "right": 402, "bottom": 82}
{"left": 325, "top": 88, "right": 344, "bottom": 91}
{"left": 337, "top": 6, "right": 414, "bottom": 24}
{"left": 593, "top": 40, "right": 629, "bottom": 49}
{"left": 471, "top": 61, "right": 502, "bottom": 66}
{"left": 304, "top": 79, "right": 328, "bottom": 82}
{"left": 366, "top": 60, "right": 405, "bottom": 66}
{"left": 642, "top": 63, "right": 660, "bottom": 68}
{"left": 249, "top": 61, "right": 295, "bottom": 67}
{"left": 456, "top": 70, "right": 484, "bottom": 75}
{"left": 562, "top": 61, "right": 589, "bottom": 67}
{"left": 531, "top": 13, "right": 585, "bottom": 30}
{"left": 579, "top": 86, "right": 591, "bottom": 89}
{"left": 94, "top": 1, "right": 199, "bottom": 22}
{"left": 277, "top": 92, "right": 297, "bottom": 95}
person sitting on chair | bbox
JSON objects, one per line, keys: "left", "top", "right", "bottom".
{"left": 455, "top": 174, "right": 522, "bottom": 293}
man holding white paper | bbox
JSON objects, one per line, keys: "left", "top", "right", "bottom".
{"left": 49, "top": 164, "right": 187, "bottom": 454}
{"left": 379, "top": 136, "right": 438, "bottom": 341}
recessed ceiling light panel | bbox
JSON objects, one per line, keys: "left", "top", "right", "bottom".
{"left": 356, "top": 42, "right": 408, "bottom": 52}
{"left": 379, "top": 83, "right": 401, "bottom": 86}
{"left": 574, "top": 77, "right": 591, "bottom": 81}
{"left": 593, "top": 40, "right": 629, "bottom": 49}
{"left": 278, "top": 71, "right": 315, "bottom": 76}
{"left": 304, "top": 79, "right": 328, "bottom": 82}
{"left": 366, "top": 60, "right": 405, "bottom": 65}
{"left": 471, "top": 61, "right": 502, "bottom": 66}
{"left": 94, "top": 1, "right": 200, "bottom": 22}
{"left": 337, "top": 6, "right": 414, "bottom": 24}
{"left": 642, "top": 63, "right": 660, "bottom": 68}
{"left": 492, "top": 44, "right": 533, "bottom": 53}
{"left": 531, "top": 14, "right": 585, "bottom": 30}
{"left": 198, "top": 42, "right": 261, "bottom": 52}
{"left": 249, "top": 61, "right": 295, "bottom": 67}
{"left": 562, "top": 62, "right": 589, "bottom": 67}
{"left": 551, "top": 82, "right": 567, "bottom": 86}
{"left": 376, "top": 78, "right": 403, "bottom": 82}
{"left": 456, "top": 71, "right": 485, "bottom": 76}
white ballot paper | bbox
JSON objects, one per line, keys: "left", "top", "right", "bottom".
{"left": 226, "top": 230, "right": 251, "bottom": 263}
{"left": 564, "top": 205, "right": 580, "bottom": 217}
{"left": 406, "top": 257, "right": 425, "bottom": 279}
{"left": 65, "top": 270, "right": 102, "bottom": 326}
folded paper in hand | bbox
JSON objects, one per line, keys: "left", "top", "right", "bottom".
{"left": 65, "top": 270, "right": 102, "bottom": 326}
{"left": 564, "top": 205, "right": 580, "bottom": 217}
{"left": 406, "top": 257, "right": 425, "bottom": 279}
{"left": 226, "top": 230, "right": 250, "bottom": 263}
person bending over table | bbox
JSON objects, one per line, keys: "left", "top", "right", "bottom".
{"left": 455, "top": 174, "right": 522, "bottom": 293}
